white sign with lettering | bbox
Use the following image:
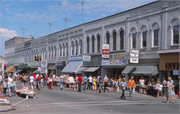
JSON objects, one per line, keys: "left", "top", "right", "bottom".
{"left": 83, "top": 55, "right": 91, "bottom": 62}
{"left": 130, "top": 50, "right": 139, "bottom": 63}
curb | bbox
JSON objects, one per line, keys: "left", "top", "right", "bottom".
{"left": 0, "top": 106, "right": 15, "bottom": 112}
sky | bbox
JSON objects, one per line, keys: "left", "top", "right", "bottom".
{"left": 0, "top": 0, "right": 156, "bottom": 56}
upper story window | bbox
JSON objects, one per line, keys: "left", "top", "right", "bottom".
{"left": 172, "top": 19, "right": 179, "bottom": 45}
{"left": 120, "top": 29, "right": 124, "bottom": 50}
{"left": 72, "top": 41, "right": 74, "bottom": 56}
{"left": 131, "top": 28, "right": 136, "bottom": 49}
{"left": 87, "top": 37, "right": 90, "bottom": 53}
{"left": 152, "top": 24, "right": 159, "bottom": 47}
{"left": 141, "top": 26, "right": 147, "bottom": 48}
{"left": 75, "top": 40, "right": 78, "bottom": 55}
{"left": 63, "top": 44, "right": 65, "bottom": 57}
{"left": 80, "top": 39, "right": 83, "bottom": 54}
{"left": 59, "top": 44, "right": 62, "bottom": 57}
{"left": 97, "top": 34, "right": 100, "bottom": 52}
{"left": 106, "top": 32, "right": 110, "bottom": 44}
{"left": 66, "top": 43, "right": 68, "bottom": 56}
{"left": 113, "top": 30, "right": 116, "bottom": 51}
{"left": 92, "top": 35, "right": 95, "bottom": 53}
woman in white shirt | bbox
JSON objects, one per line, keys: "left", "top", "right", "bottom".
{"left": 29, "top": 75, "right": 34, "bottom": 90}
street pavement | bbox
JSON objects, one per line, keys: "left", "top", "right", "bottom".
{"left": 0, "top": 82, "right": 180, "bottom": 114}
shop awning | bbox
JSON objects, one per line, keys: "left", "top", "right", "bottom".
{"left": 5, "top": 66, "right": 14, "bottom": 73}
{"left": 15, "top": 70, "right": 22, "bottom": 74}
{"left": 121, "top": 66, "right": 136, "bottom": 75}
{"left": 33, "top": 69, "right": 40, "bottom": 74}
{"left": 84, "top": 67, "right": 100, "bottom": 72}
{"left": 61, "top": 61, "right": 83, "bottom": 74}
{"left": 78, "top": 67, "right": 88, "bottom": 72}
{"left": 121, "top": 66, "right": 158, "bottom": 76}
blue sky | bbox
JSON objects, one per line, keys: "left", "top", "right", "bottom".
{"left": 0, "top": 0, "right": 156, "bottom": 56}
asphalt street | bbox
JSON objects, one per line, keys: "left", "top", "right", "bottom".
{"left": 1, "top": 82, "right": 180, "bottom": 114}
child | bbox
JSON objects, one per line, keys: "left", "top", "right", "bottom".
{"left": 3, "top": 79, "right": 8, "bottom": 97}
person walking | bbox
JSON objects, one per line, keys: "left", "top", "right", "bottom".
{"left": 37, "top": 75, "right": 41, "bottom": 90}
{"left": 166, "top": 77, "right": 175, "bottom": 103}
{"left": 120, "top": 78, "right": 127, "bottom": 100}
{"left": 83, "top": 75, "right": 87, "bottom": 90}
{"left": 60, "top": 74, "right": 64, "bottom": 90}
{"left": 88, "top": 75, "right": 93, "bottom": 90}
{"left": 99, "top": 77, "right": 103, "bottom": 93}
{"left": 77, "top": 75, "right": 82, "bottom": 92}
{"left": 48, "top": 76, "right": 53, "bottom": 90}
{"left": 8, "top": 75, "right": 14, "bottom": 97}
{"left": 127, "top": 76, "right": 136, "bottom": 97}
{"left": 29, "top": 75, "right": 34, "bottom": 90}
{"left": 40, "top": 75, "right": 44, "bottom": 88}
{"left": 139, "top": 77, "right": 144, "bottom": 94}
{"left": 93, "top": 77, "right": 97, "bottom": 91}
{"left": 3, "top": 79, "right": 8, "bottom": 97}
{"left": 22, "top": 74, "right": 27, "bottom": 88}
{"left": 114, "top": 79, "right": 118, "bottom": 92}
{"left": 103, "top": 75, "right": 109, "bottom": 92}
{"left": 68, "top": 76, "right": 75, "bottom": 90}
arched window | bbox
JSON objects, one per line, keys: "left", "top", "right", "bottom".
{"left": 152, "top": 24, "right": 159, "bottom": 47}
{"left": 75, "top": 40, "right": 78, "bottom": 55}
{"left": 97, "top": 34, "right": 100, "bottom": 52}
{"left": 113, "top": 30, "right": 116, "bottom": 51}
{"left": 106, "top": 32, "right": 110, "bottom": 44}
{"left": 80, "top": 40, "right": 83, "bottom": 54}
{"left": 172, "top": 19, "right": 179, "bottom": 44}
{"left": 59, "top": 44, "right": 62, "bottom": 57}
{"left": 51, "top": 47, "right": 53, "bottom": 59}
{"left": 87, "top": 37, "right": 90, "bottom": 53}
{"left": 120, "top": 29, "right": 124, "bottom": 50}
{"left": 63, "top": 44, "right": 65, "bottom": 57}
{"left": 54, "top": 46, "right": 56, "bottom": 59}
{"left": 92, "top": 35, "right": 95, "bottom": 53}
{"left": 72, "top": 41, "right": 74, "bottom": 56}
{"left": 131, "top": 28, "right": 136, "bottom": 49}
{"left": 66, "top": 43, "right": 68, "bottom": 56}
{"left": 141, "top": 26, "right": 147, "bottom": 48}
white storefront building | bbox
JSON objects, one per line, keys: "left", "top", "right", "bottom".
{"left": 5, "top": 1, "right": 179, "bottom": 88}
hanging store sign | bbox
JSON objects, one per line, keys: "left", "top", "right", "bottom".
{"left": 102, "top": 59, "right": 126, "bottom": 65}
{"left": 83, "top": 55, "right": 91, "bottom": 62}
{"left": 130, "top": 50, "right": 139, "bottom": 63}
{"left": 102, "top": 44, "right": 109, "bottom": 58}
{"left": 35, "top": 56, "right": 41, "bottom": 61}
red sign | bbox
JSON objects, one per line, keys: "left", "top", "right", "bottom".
{"left": 4, "top": 64, "right": 8, "bottom": 66}
{"left": 102, "top": 44, "right": 109, "bottom": 58}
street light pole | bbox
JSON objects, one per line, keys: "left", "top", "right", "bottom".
{"left": 29, "top": 34, "right": 41, "bottom": 72}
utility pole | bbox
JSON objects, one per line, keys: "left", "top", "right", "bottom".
{"left": 48, "top": 23, "right": 52, "bottom": 34}
{"left": 62, "top": 18, "right": 70, "bottom": 29}
{"left": 81, "top": 1, "right": 85, "bottom": 24}
{"left": 20, "top": 27, "right": 27, "bottom": 37}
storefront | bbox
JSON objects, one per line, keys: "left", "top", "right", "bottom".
{"left": 82, "top": 55, "right": 102, "bottom": 77}
{"left": 102, "top": 53, "right": 127, "bottom": 79}
{"left": 158, "top": 51, "right": 179, "bottom": 94}
{"left": 56, "top": 61, "right": 66, "bottom": 76}
{"left": 48, "top": 64, "right": 56, "bottom": 76}
{"left": 18, "top": 62, "right": 39, "bottom": 75}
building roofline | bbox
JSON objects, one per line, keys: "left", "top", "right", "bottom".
{"left": 36, "top": 0, "right": 159, "bottom": 39}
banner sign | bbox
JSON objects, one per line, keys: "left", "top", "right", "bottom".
{"left": 114, "top": 54, "right": 124, "bottom": 59}
{"left": 68, "top": 56, "right": 82, "bottom": 61}
{"left": 102, "top": 59, "right": 126, "bottom": 65}
{"left": 130, "top": 50, "right": 139, "bottom": 63}
{"left": 102, "top": 44, "right": 109, "bottom": 58}
{"left": 83, "top": 55, "right": 91, "bottom": 62}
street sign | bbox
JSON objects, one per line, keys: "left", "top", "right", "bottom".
{"left": 102, "top": 44, "right": 109, "bottom": 58}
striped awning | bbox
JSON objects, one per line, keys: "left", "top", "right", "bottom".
{"left": 84, "top": 67, "right": 99, "bottom": 72}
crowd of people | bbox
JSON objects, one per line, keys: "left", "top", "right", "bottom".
{"left": 0, "top": 73, "right": 175, "bottom": 103}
